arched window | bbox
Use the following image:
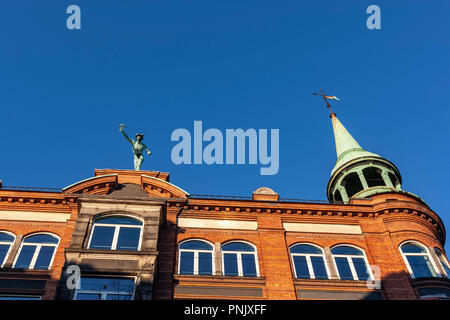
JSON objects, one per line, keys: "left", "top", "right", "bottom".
{"left": 434, "top": 248, "right": 450, "bottom": 278}
{"left": 400, "top": 242, "right": 438, "bottom": 278}
{"left": 290, "top": 244, "right": 328, "bottom": 279}
{"left": 331, "top": 245, "right": 371, "bottom": 281}
{"left": 0, "top": 232, "right": 15, "bottom": 268}
{"left": 13, "top": 233, "right": 59, "bottom": 270}
{"left": 178, "top": 240, "right": 214, "bottom": 275}
{"left": 222, "top": 242, "right": 259, "bottom": 277}
{"left": 88, "top": 216, "right": 143, "bottom": 251}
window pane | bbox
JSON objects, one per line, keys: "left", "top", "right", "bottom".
{"left": 14, "top": 245, "right": 37, "bottom": 269}
{"left": 407, "top": 255, "right": 436, "bottom": 278}
{"left": 33, "top": 246, "right": 56, "bottom": 270}
{"left": 89, "top": 226, "right": 115, "bottom": 249}
{"left": 79, "top": 277, "right": 134, "bottom": 292}
{"left": 311, "top": 256, "right": 328, "bottom": 279}
{"left": 0, "top": 296, "right": 40, "bottom": 300}
{"left": 224, "top": 253, "right": 238, "bottom": 276}
{"left": 293, "top": 255, "right": 310, "bottom": 279}
{"left": 222, "top": 242, "right": 255, "bottom": 252}
{"left": 401, "top": 244, "right": 427, "bottom": 254}
{"left": 198, "top": 252, "right": 212, "bottom": 275}
{"left": 352, "top": 257, "right": 370, "bottom": 281}
{"left": 106, "top": 294, "right": 132, "bottom": 300}
{"left": 331, "top": 246, "right": 363, "bottom": 256}
{"left": 0, "top": 244, "right": 11, "bottom": 266}
{"left": 95, "top": 216, "right": 142, "bottom": 226}
{"left": 24, "top": 234, "right": 58, "bottom": 244}
{"left": 335, "top": 257, "right": 354, "bottom": 280}
{"left": 179, "top": 251, "right": 194, "bottom": 275}
{"left": 290, "top": 244, "right": 322, "bottom": 255}
{"left": 0, "top": 233, "right": 14, "bottom": 242}
{"left": 75, "top": 293, "right": 103, "bottom": 300}
{"left": 116, "top": 227, "right": 141, "bottom": 250}
{"left": 242, "top": 254, "right": 257, "bottom": 277}
{"left": 180, "top": 240, "right": 213, "bottom": 250}
{"left": 440, "top": 258, "right": 450, "bottom": 278}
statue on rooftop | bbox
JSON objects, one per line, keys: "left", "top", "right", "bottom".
{"left": 119, "top": 124, "right": 151, "bottom": 171}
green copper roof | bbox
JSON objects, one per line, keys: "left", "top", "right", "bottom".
{"left": 330, "top": 115, "right": 380, "bottom": 176}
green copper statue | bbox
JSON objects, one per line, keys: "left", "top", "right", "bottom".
{"left": 119, "top": 124, "right": 151, "bottom": 171}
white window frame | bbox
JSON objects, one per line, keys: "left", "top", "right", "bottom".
{"left": 178, "top": 239, "right": 215, "bottom": 275}
{"left": 87, "top": 215, "right": 144, "bottom": 251}
{"left": 290, "top": 243, "right": 330, "bottom": 280}
{"left": 73, "top": 276, "right": 136, "bottom": 300}
{"left": 436, "top": 249, "right": 450, "bottom": 278}
{"left": 399, "top": 241, "right": 438, "bottom": 279}
{"left": 331, "top": 244, "right": 373, "bottom": 281}
{"left": 221, "top": 241, "right": 260, "bottom": 277}
{"left": 12, "top": 233, "right": 60, "bottom": 270}
{"left": 0, "top": 231, "right": 15, "bottom": 268}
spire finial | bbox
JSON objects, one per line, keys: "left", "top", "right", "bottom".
{"left": 313, "top": 90, "right": 340, "bottom": 117}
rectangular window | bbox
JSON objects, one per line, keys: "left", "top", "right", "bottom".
{"left": 116, "top": 228, "right": 141, "bottom": 250}
{"left": 0, "top": 296, "right": 41, "bottom": 300}
{"left": 75, "top": 277, "right": 135, "bottom": 300}
{"left": 75, "top": 293, "right": 102, "bottom": 300}
{"left": 179, "top": 251, "right": 194, "bottom": 275}
{"left": 335, "top": 257, "right": 353, "bottom": 280}
{"left": 14, "top": 245, "right": 37, "bottom": 269}
{"left": 242, "top": 254, "right": 257, "bottom": 277}
{"left": 224, "top": 253, "right": 238, "bottom": 276}
{"left": 89, "top": 226, "right": 115, "bottom": 249}
{"left": 311, "top": 256, "right": 328, "bottom": 279}
{"left": 293, "top": 255, "right": 310, "bottom": 279}
{"left": 198, "top": 252, "right": 212, "bottom": 275}
{"left": 106, "top": 294, "right": 133, "bottom": 300}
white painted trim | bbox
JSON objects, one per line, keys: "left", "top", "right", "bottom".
{"left": 178, "top": 218, "right": 257, "bottom": 230}
{"left": 0, "top": 211, "right": 71, "bottom": 223}
{"left": 283, "top": 222, "right": 362, "bottom": 235}
{"left": 435, "top": 248, "right": 450, "bottom": 278}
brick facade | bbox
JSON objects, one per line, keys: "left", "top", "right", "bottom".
{"left": 0, "top": 169, "right": 449, "bottom": 300}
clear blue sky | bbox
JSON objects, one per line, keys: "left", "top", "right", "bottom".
{"left": 1, "top": 1, "right": 449, "bottom": 251}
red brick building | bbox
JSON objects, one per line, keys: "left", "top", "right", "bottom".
{"left": 0, "top": 112, "right": 449, "bottom": 300}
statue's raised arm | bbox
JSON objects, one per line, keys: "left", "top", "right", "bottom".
{"left": 119, "top": 123, "right": 151, "bottom": 170}
{"left": 119, "top": 123, "right": 134, "bottom": 145}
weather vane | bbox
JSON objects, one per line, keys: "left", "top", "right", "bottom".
{"left": 119, "top": 124, "right": 151, "bottom": 171}
{"left": 313, "top": 90, "right": 340, "bottom": 116}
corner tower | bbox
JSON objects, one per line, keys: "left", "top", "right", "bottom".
{"left": 325, "top": 109, "right": 403, "bottom": 203}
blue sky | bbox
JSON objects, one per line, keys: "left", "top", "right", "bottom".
{"left": 1, "top": 1, "right": 449, "bottom": 251}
